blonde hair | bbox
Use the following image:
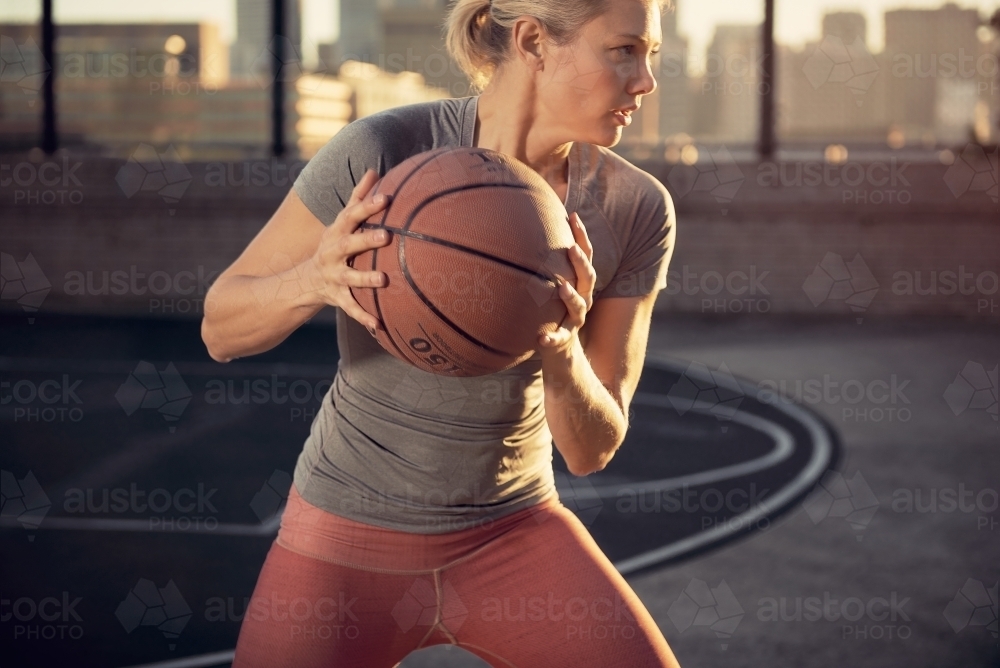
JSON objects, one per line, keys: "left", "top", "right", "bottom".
{"left": 445, "top": 0, "right": 671, "bottom": 94}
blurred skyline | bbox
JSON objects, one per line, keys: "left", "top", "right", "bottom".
{"left": 3, "top": 0, "right": 998, "bottom": 74}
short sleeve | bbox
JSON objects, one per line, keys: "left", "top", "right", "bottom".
{"left": 599, "top": 177, "right": 676, "bottom": 299}
{"left": 292, "top": 115, "right": 415, "bottom": 225}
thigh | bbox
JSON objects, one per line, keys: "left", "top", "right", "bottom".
{"left": 448, "top": 503, "right": 681, "bottom": 668}
{"left": 233, "top": 541, "right": 437, "bottom": 668}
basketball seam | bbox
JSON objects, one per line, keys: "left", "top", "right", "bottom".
{"left": 365, "top": 148, "right": 453, "bottom": 366}
{"left": 363, "top": 218, "right": 559, "bottom": 282}
{"left": 398, "top": 233, "right": 510, "bottom": 358}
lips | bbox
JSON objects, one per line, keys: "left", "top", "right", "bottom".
{"left": 612, "top": 103, "right": 638, "bottom": 127}
{"left": 612, "top": 110, "right": 632, "bottom": 126}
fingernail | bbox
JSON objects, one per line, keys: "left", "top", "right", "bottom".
{"left": 367, "top": 324, "right": 377, "bottom": 337}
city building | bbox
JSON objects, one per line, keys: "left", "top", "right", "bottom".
{"left": 884, "top": 3, "right": 986, "bottom": 144}
{"left": 778, "top": 12, "right": 888, "bottom": 142}
{"left": 696, "top": 24, "right": 761, "bottom": 142}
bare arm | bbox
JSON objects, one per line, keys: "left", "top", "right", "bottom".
{"left": 201, "top": 169, "right": 392, "bottom": 363}
{"left": 542, "top": 289, "right": 659, "bottom": 476}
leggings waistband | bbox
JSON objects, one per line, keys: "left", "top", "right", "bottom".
{"left": 276, "top": 484, "right": 562, "bottom": 573}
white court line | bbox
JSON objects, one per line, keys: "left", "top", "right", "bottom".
{"left": 0, "top": 356, "right": 337, "bottom": 379}
{"left": 610, "top": 355, "right": 836, "bottom": 576}
{"left": 114, "top": 359, "right": 834, "bottom": 668}
{"left": 0, "top": 510, "right": 283, "bottom": 536}
{"left": 566, "top": 398, "right": 795, "bottom": 502}
{"left": 2, "top": 355, "right": 833, "bottom": 668}
{"left": 118, "top": 650, "right": 235, "bottom": 668}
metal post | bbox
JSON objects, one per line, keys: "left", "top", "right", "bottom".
{"left": 272, "top": 0, "right": 285, "bottom": 157}
{"left": 758, "top": 0, "right": 776, "bottom": 160}
{"left": 41, "top": 0, "right": 57, "bottom": 154}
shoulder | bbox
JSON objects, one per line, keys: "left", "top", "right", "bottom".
{"left": 600, "top": 145, "right": 671, "bottom": 203}
{"left": 341, "top": 96, "right": 468, "bottom": 149}
{"left": 585, "top": 144, "right": 674, "bottom": 224}
{"left": 293, "top": 96, "right": 470, "bottom": 223}
{"left": 305, "top": 96, "right": 469, "bottom": 175}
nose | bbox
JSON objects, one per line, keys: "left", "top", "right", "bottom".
{"left": 627, "top": 54, "right": 657, "bottom": 97}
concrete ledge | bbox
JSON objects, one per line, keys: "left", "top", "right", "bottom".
{"left": 2, "top": 155, "right": 996, "bottom": 322}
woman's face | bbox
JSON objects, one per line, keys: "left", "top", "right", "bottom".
{"left": 539, "top": 0, "right": 662, "bottom": 147}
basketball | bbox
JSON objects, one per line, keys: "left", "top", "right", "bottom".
{"left": 349, "top": 146, "right": 576, "bottom": 377}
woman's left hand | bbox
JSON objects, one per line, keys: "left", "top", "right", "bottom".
{"left": 538, "top": 212, "right": 596, "bottom": 357}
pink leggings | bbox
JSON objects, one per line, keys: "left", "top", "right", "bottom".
{"left": 233, "top": 485, "right": 681, "bottom": 668}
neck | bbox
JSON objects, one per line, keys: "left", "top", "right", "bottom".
{"left": 472, "top": 83, "right": 571, "bottom": 186}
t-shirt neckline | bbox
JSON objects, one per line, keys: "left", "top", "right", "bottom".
{"left": 464, "top": 95, "right": 578, "bottom": 213}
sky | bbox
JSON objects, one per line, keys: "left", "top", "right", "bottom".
{"left": 2, "top": 0, "right": 997, "bottom": 75}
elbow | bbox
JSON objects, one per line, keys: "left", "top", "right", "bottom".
{"left": 200, "top": 317, "right": 231, "bottom": 364}
{"left": 568, "top": 459, "right": 607, "bottom": 478}
{"left": 567, "top": 451, "right": 614, "bottom": 477}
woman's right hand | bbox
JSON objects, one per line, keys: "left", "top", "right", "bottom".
{"left": 309, "top": 168, "right": 393, "bottom": 335}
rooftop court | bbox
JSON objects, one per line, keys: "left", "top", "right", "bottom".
{"left": 1, "top": 309, "right": 996, "bottom": 667}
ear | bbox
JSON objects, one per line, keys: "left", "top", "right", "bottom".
{"left": 510, "top": 15, "right": 548, "bottom": 70}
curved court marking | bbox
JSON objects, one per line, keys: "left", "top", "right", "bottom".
{"left": 2, "top": 357, "right": 834, "bottom": 558}
{"left": 610, "top": 355, "right": 837, "bottom": 576}
{"left": 567, "top": 401, "right": 795, "bottom": 502}
{"left": 3, "top": 354, "right": 836, "bottom": 668}
{"left": 0, "top": 513, "right": 283, "bottom": 535}
{"left": 118, "top": 650, "right": 236, "bottom": 668}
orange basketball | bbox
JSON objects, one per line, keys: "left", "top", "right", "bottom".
{"left": 349, "top": 147, "right": 576, "bottom": 377}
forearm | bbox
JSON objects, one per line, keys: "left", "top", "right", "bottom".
{"left": 201, "top": 257, "right": 326, "bottom": 363}
{"left": 542, "top": 336, "right": 628, "bottom": 476}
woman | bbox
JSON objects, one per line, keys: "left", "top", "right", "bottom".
{"left": 202, "top": 0, "right": 679, "bottom": 665}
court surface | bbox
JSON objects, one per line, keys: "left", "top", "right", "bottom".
{"left": 1, "top": 311, "right": 996, "bottom": 667}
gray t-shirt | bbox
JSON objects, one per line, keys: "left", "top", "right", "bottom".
{"left": 291, "top": 95, "right": 676, "bottom": 533}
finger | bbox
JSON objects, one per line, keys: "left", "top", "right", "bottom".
{"left": 340, "top": 190, "right": 392, "bottom": 234}
{"left": 332, "top": 171, "right": 384, "bottom": 233}
{"left": 568, "top": 245, "right": 596, "bottom": 310}
{"left": 332, "top": 227, "right": 392, "bottom": 261}
{"left": 569, "top": 213, "right": 594, "bottom": 261}
{"left": 338, "top": 267, "right": 387, "bottom": 289}
{"left": 558, "top": 278, "right": 588, "bottom": 329}
{"left": 339, "top": 297, "right": 382, "bottom": 334}
{"left": 346, "top": 169, "right": 380, "bottom": 208}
